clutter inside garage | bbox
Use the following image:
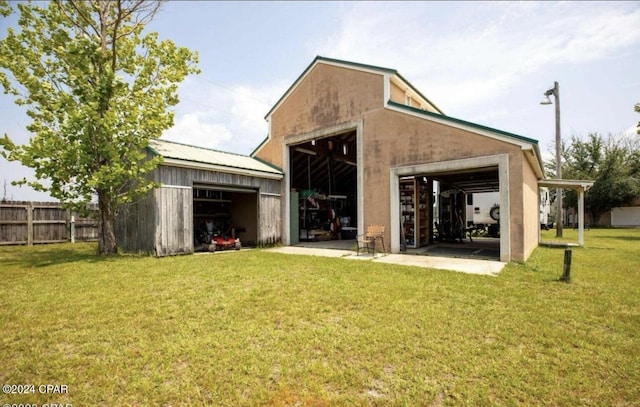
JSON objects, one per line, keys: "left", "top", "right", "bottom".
{"left": 399, "top": 167, "right": 502, "bottom": 259}
{"left": 192, "top": 187, "right": 257, "bottom": 251}
{"left": 289, "top": 131, "right": 357, "bottom": 242}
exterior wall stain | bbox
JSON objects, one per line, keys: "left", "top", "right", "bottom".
{"left": 256, "top": 59, "right": 542, "bottom": 262}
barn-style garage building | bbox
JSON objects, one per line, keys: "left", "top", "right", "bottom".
{"left": 252, "top": 56, "right": 547, "bottom": 262}
{"left": 116, "top": 139, "right": 283, "bottom": 256}
{"left": 118, "top": 56, "right": 590, "bottom": 261}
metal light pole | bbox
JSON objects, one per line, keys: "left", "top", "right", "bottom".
{"left": 541, "top": 81, "right": 563, "bottom": 238}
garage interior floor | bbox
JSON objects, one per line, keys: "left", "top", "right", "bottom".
{"left": 407, "top": 237, "right": 500, "bottom": 260}
{"left": 295, "top": 237, "right": 500, "bottom": 261}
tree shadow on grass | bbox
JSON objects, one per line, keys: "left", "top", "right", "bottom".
{"left": 598, "top": 235, "right": 640, "bottom": 242}
{"left": 1, "top": 246, "right": 118, "bottom": 268}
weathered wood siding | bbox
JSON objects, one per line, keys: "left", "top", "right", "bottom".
{"left": 259, "top": 194, "right": 281, "bottom": 245}
{"left": 157, "top": 164, "right": 282, "bottom": 247}
{"left": 117, "top": 163, "right": 282, "bottom": 256}
{"left": 153, "top": 185, "right": 193, "bottom": 256}
{"left": 0, "top": 201, "right": 98, "bottom": 245}
{"left": 155, "top": 165, "right": 281, "bottom": 195}
{"left": 116, "top": 194, "right": 156, "bottom": 253}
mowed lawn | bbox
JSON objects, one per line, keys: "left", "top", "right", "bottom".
{"left": 0, "top": 229, "right": 638, "bottom": 406}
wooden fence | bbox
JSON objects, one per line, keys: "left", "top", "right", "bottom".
{"left": 0, "top": 201, "right": 99, "bottom": 245}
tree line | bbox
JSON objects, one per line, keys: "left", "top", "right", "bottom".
{"left": 545, "top": 117, "right": 640, "bottom": 225}
{"left": 0, "top": 1, "right": 637, "bottom": 254}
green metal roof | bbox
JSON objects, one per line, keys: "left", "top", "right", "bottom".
{"left": 148, "top": 139, "right": 283, "bottom": 176}
{"left": 387, "top": 100, "right": 539, "bottom": 145}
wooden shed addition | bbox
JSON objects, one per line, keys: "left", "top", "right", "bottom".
{"left": 116, "top": 139, "right": 283, "bottom": 256}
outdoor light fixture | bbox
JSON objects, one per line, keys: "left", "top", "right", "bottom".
{"left": 541, "top": 81, "right": 563, "bottom": 238}
{"left": 540, "top": 94, "right": 552, "bottom": 105}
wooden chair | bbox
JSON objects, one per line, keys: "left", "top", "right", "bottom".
{"left": 356, "top": 225, "right": 385, "bottom": 255}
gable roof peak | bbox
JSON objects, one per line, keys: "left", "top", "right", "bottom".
{"left": 313, "top": 55, "right": 399, "bottom": 75}
{"left": 265, "top": 55, "right": 443, "bottom": 119}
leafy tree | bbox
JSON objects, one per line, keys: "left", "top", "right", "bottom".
{"left": 556, "top": 133, "right": 640, "bottom": 225}
{"left": 0, "top": 1, "right": 199, "bottom": 254}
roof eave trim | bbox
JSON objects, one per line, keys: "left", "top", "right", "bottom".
{"left": 523, "top": 146, "right": 545, "bottom": 179}
{"left": 250, "top": 135, "right": 269, "bottom": 157}
{"left": 252, "top": 155, "right": 283, "bottom": 173}
{"left": 387, "top": 100, "right": 545, "bottom": 177}
{"left": 386, "top": 100, "right": 539, "bottom": 146}
{"left": 539, "top": 179, "right": 595, "bottom": 190}
{"left": 161, "top": 157, "right": 283, "bottom": 180}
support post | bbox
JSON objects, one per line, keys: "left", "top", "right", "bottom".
{"left": 577, "top": 188, "right": 585, "bottom": 246}
{"left": 554, "top": 81, "right": 563, "bottom": 238}
{"left": 27, "top": 203, "right": 33, "bottom": 246}
{"left": 70, "top": 215, "right": 76, "bottom": 244}
{"left": 561, "top": 249, "right": 572, "bottom": 282}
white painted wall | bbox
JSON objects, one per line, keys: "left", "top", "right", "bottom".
{"left": 611, "top": 207, "right": 640, "bottom": 226}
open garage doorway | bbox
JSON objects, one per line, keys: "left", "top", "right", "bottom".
{"left": 288, "top": 129, "right": 358, "bottom": 249}
{"left": 391, "top": 155, "right": 511, "bottom": 262}
{"left": 192, "top": 185, "right": 258, "bottom": 251}
{"left": 398, "top": 167, "right": 501, "bottom": 261}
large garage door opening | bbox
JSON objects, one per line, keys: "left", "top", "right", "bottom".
{"left": 192, "top": 186, "right": 257, "bottom": 251}
{"left": 399, "top": 166, "right": 501, "bottom": 261}
{"left": 289, "top": 130, "right": 358, "bottom": 248}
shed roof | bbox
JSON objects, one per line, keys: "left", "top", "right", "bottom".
{"left": 148, "top": 139, "right": 283, "bottom": 179}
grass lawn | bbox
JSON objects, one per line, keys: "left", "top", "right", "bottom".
{"left": 1, "top": 228, "right": 638, "bottom": 406}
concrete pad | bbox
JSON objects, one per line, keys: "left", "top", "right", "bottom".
{"left": 266, "top": 246, "right": 353, "bottom": 258}
{"left": 264, "top": 246, "right": 505, "bottom": 276}
{"left": 372, "top": 254, "right": 504, "bottom": 276}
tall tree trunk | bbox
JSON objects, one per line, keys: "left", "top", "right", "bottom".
{"left": 589, "top": 209, "right": 599, "bottom": 227}
{"left": 98, "top": 190, "right": 117, "bottom": 255}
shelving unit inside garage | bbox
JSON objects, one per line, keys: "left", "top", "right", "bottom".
{"left": 400, "top": 177, "right": 430, "bottom": 248}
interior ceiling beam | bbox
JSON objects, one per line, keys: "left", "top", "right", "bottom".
{"left": 289, "top": 130, "right": 357, "bottom": 193}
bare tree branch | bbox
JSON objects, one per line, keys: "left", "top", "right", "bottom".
{"left": 55, "top": 1, "right": 100, "bottom": 38}
{"left": 115, "top": 0, "right": 163, "bottom": 41}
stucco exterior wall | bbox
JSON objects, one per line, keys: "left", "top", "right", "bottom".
{"left": 256, "top": 64, "right": 384, "bottom": 168}
{"left": 257, "top": 59, "right": 543, "bottom": 262}
{"left": 522, "top": 157, "right": 541, "bottom": 260}
{"left": 361, "top": 108, "right": 529, "bottom": 261}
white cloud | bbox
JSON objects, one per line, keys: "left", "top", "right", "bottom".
{"left": 163, "top": 111, "right": 233, "bottom": 150}
{"left": 161, "top": 1, "right": 640, "bottom": 158}
{"left": 227, "top": 83, "right": 283, "bottom": 154}
{"left": 162, "top": 77, "right": 282, "bottom": 154}
{"left": 317, "top": 2, "right": 640, "bottom": 111}
{"left": 624, "top": 124, "right": 639, "bottom": 137}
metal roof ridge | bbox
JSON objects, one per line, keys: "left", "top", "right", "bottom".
{"left": 252, "top": 155, "right": 283, "bottom": 173}
{"left": 162, "top": 156, "right": 283, "bottom": 176}
{"left": 149, "top": 138, "right": 283, "bottom": 175}
{"left": 152, "top": 138, "right": 255, "bottom": 159}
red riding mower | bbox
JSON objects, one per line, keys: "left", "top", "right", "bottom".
{"left": 209, "top": 234, "right": 241, "bottom": 252}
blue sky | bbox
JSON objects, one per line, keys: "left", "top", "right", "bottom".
{"left": 1, "top": 1, "right": 639, "bottom": 201}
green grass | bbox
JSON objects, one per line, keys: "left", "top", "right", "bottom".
{"left": 1, "top": 229, "right": 639, "bottom": 406}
